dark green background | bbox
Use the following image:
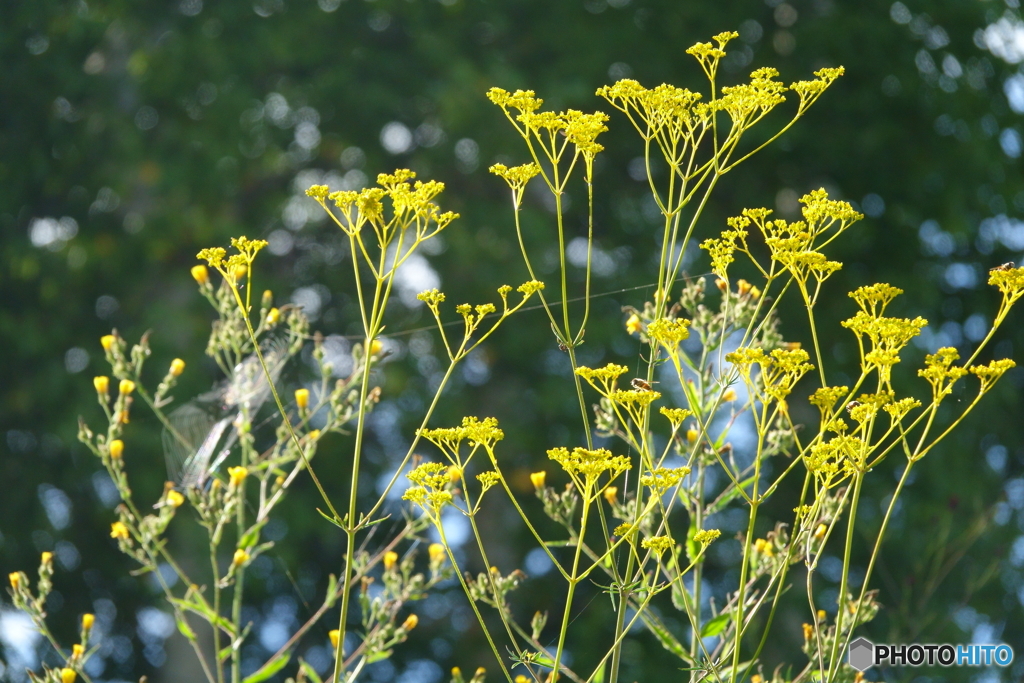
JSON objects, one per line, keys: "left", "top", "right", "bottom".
{"left": 2, "top": 0, "right": 1023, "bottom": 681}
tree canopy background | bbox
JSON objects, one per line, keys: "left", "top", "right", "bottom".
{"left": 2, "top": 0, "right": 1024, "bottom": 681}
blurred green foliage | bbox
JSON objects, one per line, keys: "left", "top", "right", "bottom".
{"left": 2, "top": 0, "right": 1023, "bottom": 681}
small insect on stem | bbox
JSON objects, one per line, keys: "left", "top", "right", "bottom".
{"left": 631, "top": 378, "right": 659, "bottom": 391}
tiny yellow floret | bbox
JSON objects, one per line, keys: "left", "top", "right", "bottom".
{"left": 72, "top": 643, "right": 85, "bottom": 658}
{"left": 118, "top": 379, "right": 135, "bottom": 395}
{"left": 370, "top": 339, "right": 385, "bottom": 356}
{"left": 233, "top": 549, "right": 250, "bottom": 566}
{"left": 108, "top": 439, "right": 124, "bottom": 459}
{"left": 110, "top": 522, "right": 129, "bottom": 540}
{"left": 93, "top": 376, "right": 109, "bottom": 395}
{"left": 169, "top": 358, "right": 185, "bottom": 377}
{"left": 447, "top": 465, "right": 462, "bottom": 482}
{"left": 61, "top": 668, "right": 77, "bottom": 683}
{"left": 814, "top": 523, "right": 827, "bottom": 540}
{"left": 41, "top": 551, "right": 53, "bottom": 566}
{"left": 295, "top": 388, "right": 310, "bottom": 410}
{"left": 100, "top": 335, "right": 116, "bottom": 351}
{"left": 402, "top": 614, "right": 419, "bottom": 631}
{"left": 191, "top": 264, "right": 209, "bottom": 285}
{"left": 232, "top": 264, "right": 248, "bottom": 281}
{"left": 329, "top": 629, "right": 340, "bottom": 649}
{"left": 722, "top": 388, "right": 737, "bottom": 402}
{"left": 82, "top": 613, "right": 95, "bottom": 630}
{"left": 625, "top": 313, "right": 642, "bottom": 335}
{"left": 686, "top": 428, "right": 699, "bottom": 443}
{"left": 8, "top": 572, "right": 20, "bottom": 589}
{"left": 603, "top": 486, "right": 618, "bottom": 505}
{"left": 384, "top": 551, "right": 399, "bottom": 571}
{"left": 166, "top": 490, "right": 185, "bottom": 508}
{"left": 530, "top": 471, "right": 546, "bottom": 489}
{"left": 228, "top": 466, "right": 247, "bottom": 487}
{"left": 266, "top": 307, "right": 280, "bottom": 325}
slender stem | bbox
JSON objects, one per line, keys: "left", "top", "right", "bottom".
{"left": 552, "top": 498, "right": 590, "bottom": 682}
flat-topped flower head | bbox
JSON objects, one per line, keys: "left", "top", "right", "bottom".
{"left": 647, "top": 318, "right": 691, "bottom": 348}
{"left": 641, "top": 536, "right": 674, "bottom": 555}
{"left": 547, "top": 446, "right": 631, "bottom": 494}
{"left": 403, "top": 461, "right": 455, "bottom": 514}
{"left": 640, "top": 467, "right": 691, "bottom": 492}
{"left": 693, "top": 529, "right": 721, "bottom": 546}
{"left": 971, "top": 358, "right": 1016, "bottom": 392}
{"left": 988, "top": 264, "right": 1024, "bottom": 301}
{"left": 489, "top": 162, "right": 541, "bottom": 191}
{"left": 659, "top": 406, "right": 693, "bottom": 428}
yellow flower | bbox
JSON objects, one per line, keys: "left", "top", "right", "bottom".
{"left": 693, "top": 529, "right": 721, "bottom": 545}
{"left": 802, "top": 622, "right": 814, "bottom": 640}
{"left": 817, "top": 609, "right": 827, "bottom": 621}
{"left": 8, "top": 572, "right": 20, "bottom": 589}
{"left": 401, "top": 614, "right": 419, "bottom": 631}
{"left": 814, "top": 523, "right": 827, "bottom": 540}
{"left": 232, "top": 264, "right": 248, "bottom": 281}
{"left": 751, "top": 675, "right": 763, "bottom": 683}
{"left": 233, "top": 549, "right": 250, "bottom": 566}
{"left": 100, "top": 334, "right": 116, "bottom": 351}
{"left": 383, "top": 551, "right": 399, "bottom": 571}
{"left": 686, "top": 428, "right": 698, "bottom": 443}
{"left": 118, "top": 379, "right": 135, "bottom": 395}
{"left": 228, "top": 466, "right": 247, "bottom": 487}
{"left": 722, "top": 388, "right": 737, "bottom": 402}
{"left": 169, "top": 358, "right": 185, "bottom": 377}
{"left": 370, "top": 339, "right": 384, "bottom": 356}
{"left": 295, "top": 388, "right": 310, "bottom": 410}
{"left": 93, "top": 376, "right": 109, "bottom": 395}
{"left": 61, "top": 668, "right": 77, "bottom": 683}
{"left": 625, "top": 313, "right": 642, "bottom": 335}
{"left": 41, "top": 551, "right": 53, "bottom": 566}
{"left": 329, "top": 629, "right": 340, "bottom": 649}
{"left": 72, "top": 644, "right": 84, "bottom": 658}
{"left": 108, "top": 439, "right": 124, "bottom": 459}
{"left": 515, "top": 676, "right": 529, "bottom": 683}
{"left": 530, "top": 471, "right": 546, "bottom": 489}
{"left": 447, "top": 465, "right": 462, "bottom": 482}
{"left": 603, "top": 486, "right": 618, "bottom": 505}
{"left": 110, "top": 522, "right": 130, "bottom": 540}
{"left": 191, "top": 264, "right": 209, "bottom": 285}
{"left": 428, "top": 543, "right": 446, "bottom": 564}
{"left": 753, "top": 538, "right": 774, "bottom": 557}
{"left": 82, "top": 613, "right": 95, "bottom": 630}
{"left": 166, "top": 490, "right": 185, "bottom": 508}
{"left": 266, "top": 307, "right": 280, "bottom": 325}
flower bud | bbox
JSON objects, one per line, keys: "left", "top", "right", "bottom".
{"left": 625, "top": 313, "right": 642, "bottom": 335}
{"left": 232, "top": 264, "right": 248, "bottom": 281}
{"left": 110, "top": 522, "right": 129, "bottom": 540}
{"left": 169, "top": 358, "right": 186, "bottom": 377}
{"left": 61, "top": 668, "right": 77, "bottom": 683}
{"left": 233, "top": 549, "right": 250, "bottom": 566}
{"left": 814, "top": 523, "right": 827, "bottom": 540}
{"left": 802, "top": 623, "right": 814, "bottom": 640}
{"left": 82, "top": 613, "right": 95, "bottom": 630}
{"left": 329, "top": 629, "right": 340, "bottom": 649}
{"left": 93, "top": 376, "right": 109, "bottom": 395}
{"left": 736, "top": 279, "right": 752, "bottom": 295}
{"left": 8, "top": 572, "right": 20, "bottom": 589}
{"left": 447, "top": 466, "right": 462, "bottom": 483}
{"left": 118, "top": 379, "right": 135, "bottom": 395}
{"left": 603, "top": 486, "right": 618, "bottom": 505}
{"left": 109, "top": 439, "right": 124, "bottom": 459}
{"left": 722, "top": 388, "right": 737, "bottom": 402}
{"left": 370, "top": 339, "right": 384, "bottom": 356}
{"left": 383, "top": 551, "right": 398, "bottom": 571}
{"left": 686, "top": 428, "right": 698, "bottom": 443}
{"left": 191, "top": 265, "right": 209, "bottom": 285}
{"left": 716, "top": 278, "right": 729, "bottom": 292}
{"left": 401, "top": 614, "right": 418, "bottom": 631}
{"left": 166, "top": 490, "right": 185, "bottom": 508}
{"left": 100, "top": 335, "right": 116, "bottom": 351}
{"left": 530, "top": 471, "right": 546, "bottom": 489}
{"left": 41, "top": 551, "right": 53, "bottom": 566}
{"left": 428, "top": 543, "right": 445, "bottom": 564}
{"left": 72, "top": 644, "right": 85, "bottom": 658}
{"left": 295, "top": 388, "right": 310, "bottom": 410}
{"left": 266, "top": 307, "right": 280, "bottom": 325}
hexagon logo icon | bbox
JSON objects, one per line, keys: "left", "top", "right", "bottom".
{"left": 848, "top": 637, "right": 875, "bottom": 672}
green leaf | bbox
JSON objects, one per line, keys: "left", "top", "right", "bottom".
{"left": 699, "top": 613, "right": 731, "bottom": 638}
{"left": 317, "top": 508, "right": 345, "bottom": 528}
{"left": 242, "top": 653, "right": 290, "bottom": 683}
{"left": 300, "top": 659, "right": 324, "bottom": 683}
{"left": 175, "top": 615, "right": 196, "bottom": 641}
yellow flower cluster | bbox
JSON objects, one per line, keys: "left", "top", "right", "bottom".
{"left": 489, "top": 162, "right": 541, "bottom": 192}
{"left": 575, "top": 363, "right": 630, "bottom": 395}
{"left": 693, "top": 529, "right": 721, "bottom": 545}
{"left": 641, "top": 536, "right": 674, "bottom": 555}
{"left": 486, "top": 88, "right": 609, "bottom": 163}
{"left": 805, "top": 434, "right": 865, "bottom": 484}
{"left": 640, "top": 467, "right": 691, "bottom": 492}
{"left": 917, "top": 347, "right": 968, "bottom": 400}
{"left": 988, "top": 264, "right": 1024, "bottom": 302}
{"left": 547, "top": 446, "right": 631, "bottom": 495}
{"left": 659, "top": 406, "right": 693, "bottom": 428}
{"left": 403, "top": 462, "right": 455, "bottom": 514}
{"left": 843, "top": 284, "right": 927, "bottom": 386}
{"left": 727, "top": 347, "right": 814, "bottom": 402}
{"left": 646, "top": 317, "right": 692, "bottom": 350}
{"left": 420, "top": 416, "right": 505, "bottom": 454}
{"left": 971, "top": 358, "right": 1016, "bottom": 393}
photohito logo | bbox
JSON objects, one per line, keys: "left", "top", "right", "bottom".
{"left": 848, "top": 637, "right": 1015, "bottom": 671}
